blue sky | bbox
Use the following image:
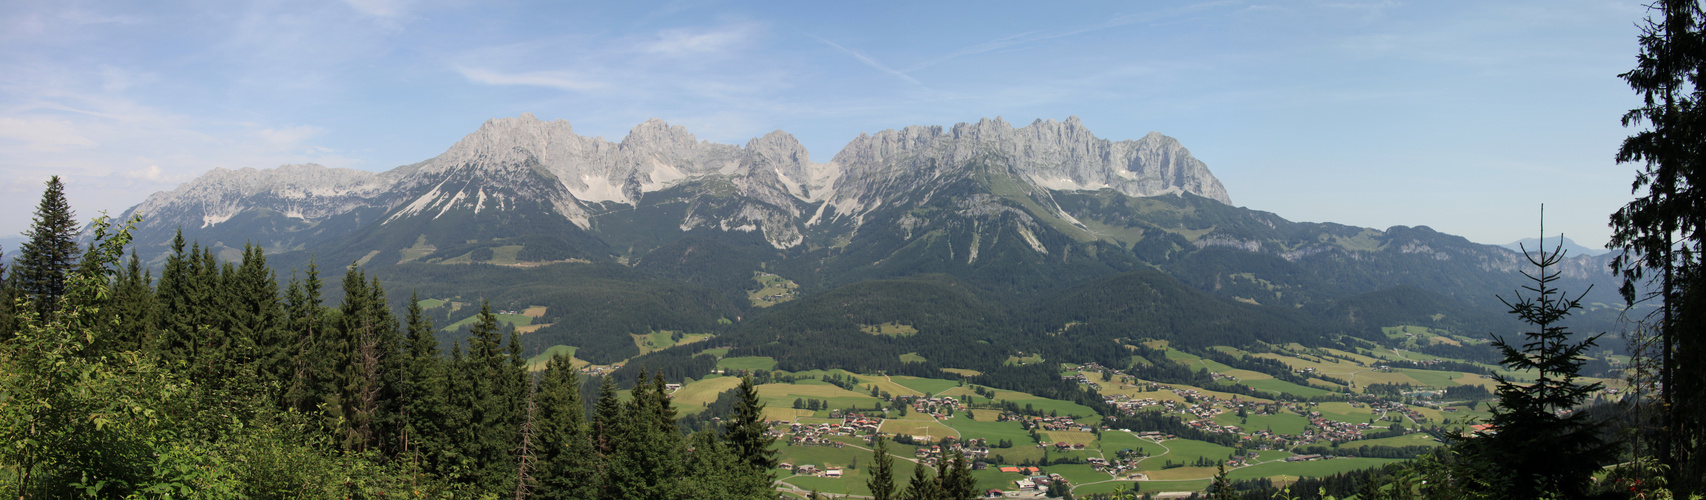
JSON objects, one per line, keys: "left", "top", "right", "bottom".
{"left": 0, "top": 0, "right": 1651, "bottom": 250}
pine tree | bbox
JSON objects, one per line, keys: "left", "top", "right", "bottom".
{"left": 536, "top": 354, "right": 600, "bottom": 499}
{"left": 281, "top": 261, "right": 327, "bottom": 413}
{"left": 95, "top": 251, "right": 153, "bottom": 356}
{"left": 867, "top": 434, "right": 897, "bottom": 500}
{"left": 339, "top": 263, "right": 382, "bottom": 451}
{"left": 900, "top": 460, "right": 937, "bottom": 500}
{"left": 940, "top": 450, "right": 976, "bottom": 500}
{"left": 681, "top": 429, "right": 773, "bottom": 500}
{"left": 1208, "top": 462, "right": 1234, "bottom": 500}
{"left": 726, "top": 375, "right": 778, "bottom": 471}
{"left": 226, "top": 244, "right": 285, "bottom": 392}
{"left": 1457, "top": 222, "right": 1617, "bottom": 498}
{"left": 16, "top": 176, "right": 80, "bottom": 319}
{"left": 1612, "top": 0, "right": 1706, "bottom": 490}
{"left": 457, "top": 300, "right": 521, "bottom": 493}
{"left": 592, "top": 375, "right": 621, "bottom": 458}
{"left": 399, "top": 291, "right": 450, "bottom": 474}
{"left": 606, "top": 369, "right": 685, "bottom": 500}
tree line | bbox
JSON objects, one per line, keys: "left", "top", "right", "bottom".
{"left": 0, "top": 177, "right": 776, "bottom": 499}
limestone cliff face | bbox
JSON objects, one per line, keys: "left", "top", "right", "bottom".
{"left": 122, "top": 114, "right": 1233, "bottom": 251}
{"left": 823, "top": 116, "right": 1230, "bottom": 219}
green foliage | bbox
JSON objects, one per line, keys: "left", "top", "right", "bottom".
{"left": 1454, "top": 231, "right": 1617, "bottom": 498}
{"left": 15, "top": 175, "right": 80, "bottom": 320}
{"left": 867, "top": 434, "right": 897, "bottom": 500}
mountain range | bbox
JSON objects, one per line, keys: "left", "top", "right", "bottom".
{"left": 112, "top": 114, "right": 1630, "bottom": 372}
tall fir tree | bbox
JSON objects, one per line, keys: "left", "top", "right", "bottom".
{"left": 1612, "top": 0, "right": 1706, "bottom": 490}
{"left": 867, "top": 434, "right": 897, "bottom": 500}
{"left": 399, "top": 291, "right": 450, "bottom": 474}
{"left": 100, "top": 251, "right": 154, "bottom": 356}
{"left": 283, "top": 260, "right": 334, "bottom": 417}
{"left": 725, "top": 375, "right": 778, "bottom": 471}
{"left": 606, "top": 369, "right": 685, "bottom": 500}
{"left": 15, "top": 176, "right": 80, "bottom": 320}
{"left": 226, "top": 244, "right": 286, "bottom": 394}
{"left": 900, "top": 460, "right": 937, "bottom": 500}
{"left": 459, "top": 300, "right": 521, "bottom": 494}
{"left": 1457, "top": 223, "right": 1617, "bottom": 498}
{"left": 536, "top": 354, "right": 600, "bottom": 499}
{"left": 939, "top": 450, "right": 976, "bottom": 500}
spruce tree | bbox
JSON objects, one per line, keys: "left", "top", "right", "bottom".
{"left": 1612, "top": 0, "right": 1706, "bottom": 489}
{"left": 1458, "top": 225, "right": 1617, "bottom": 498}
{"left": 281, "top": 262, "right": 327, "bottom": 413}
{"left": 100, "top": 251, "right": 154, "bottom": 356}
{"left": 867, "top": 434, "right": 897, "bottom": 500}
{"left": 591, "top": 375, "right": 621, "bottom": 457}
{"left": 726, "top": 375, "right": 778, "bottom": 471}
{"left": 536, "top": 354, "right": 599, "bottom": 499}
{"left": 399, "top": 291, "right": 449, "bottom": 473}
{"left": 900, "top": 460, "right": 937, "bottom": 500}
{"left": 940, "top": 450, "right": 975, "bottom": 500}
{"left": 607, "top": 369, "right": 686, "bottom": 500}
{"left": 461, "top": 300, "right": 520, "bottom": 493}
{"left": 227, "top": 244, "right": 285, "bottom": 391}
{"left": 16, "top": 176, "right": 79, "bottom": 319}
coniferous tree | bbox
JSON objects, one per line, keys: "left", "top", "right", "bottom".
{"left": 1612, "top": 0, "right": 1706, "bottom": 490}
{"left": 606, "top": 369, "right": 685, "bottom": 500}
{"left": 100, "top": 251, "right": 154, "bottom": 356}
{"left": 16, "top": 176, "right": 80, "bottom": 320}
{"left": 725, "top": 374, "right": 777, "bottom": 471}
{"left": 592, "top": 376, "right": 621, "bottom": 448}
{"left": 940, "top": 450, "right": 975, "bottom": 500}
{"left": 399, "top": 291, "right": 450, "bottom": 473}
{"left": 900, "top": 460, "right": 937, "bottom": 500}
{"left": 536, "top": 354, "right": 600, "bottom": 499}
{"left": 339, "top": 264, "right": 382, "bottom": 451}
{"left": 681, "top": 429, "right": 773, "bottom": 500}
{"left": 460, "top": 300, "right": 521, "bottom": 493}
{"left": 868, "top": 434, "right": 897, "bottom": 500}
{"left": 1457, "top": 226, "right": 1617, "bottom": 498}
{"left": 282, "top": 261, "right": 327, "bottom": 413}
{"left": 227, "top": 244, "right": 286, "bottom": 392}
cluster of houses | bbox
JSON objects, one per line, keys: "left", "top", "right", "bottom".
{"left": 784, "top": 415, "right": 884, "bottom": 446}
{"left": 908, "top": 438, "right": 992, "bottom": 467}
{"left": 1006, "top": 414, "right": 1092, "bottom": 432}
{"left": 776, "top": 463, "right": 842, "bottom": 478}
{"left": 896, "top": 395, "right": 967, "bottom": 418}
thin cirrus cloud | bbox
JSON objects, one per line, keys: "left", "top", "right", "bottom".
{"left": 455, "top": 66, "right": 608, "bottom": 92}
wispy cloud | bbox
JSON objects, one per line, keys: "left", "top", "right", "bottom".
{"left": 643, "top": 23, "right": 756, "bottom": 56}
{"left": 455, "top": 66, "right": 608, "bottom": 92}
{"left": 809, "top": 35, "right": 923, "bottom": 87}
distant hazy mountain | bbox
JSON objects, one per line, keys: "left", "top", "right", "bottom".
{"left": 1501, "top": 236, "right": 1608, "bottom": 257}
{"left": 0, "top": 234, "right": 21, "bottom": 264}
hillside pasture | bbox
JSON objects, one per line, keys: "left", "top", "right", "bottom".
{"left": 717, "top": 356, "right": 778, "bottom": 371}
{"left": 1225, "top": 458, "right": 1404, "bottom": 481}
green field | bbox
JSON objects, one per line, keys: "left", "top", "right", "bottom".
{"left": 718, "top": 356, "right": 778, "bottom": 371}
{"left": 1141, "top": 439, "right": 1235, "bottom": 471}
{"left": 943, "top": 418, "right": 1034, "bottom": 446}
{"left": 1215, "top": 412, "right": 1309, "bottom": 435}
{"left": 441, "top": 311, "right": 533, "bottom": 332}
{"left": 417, "top": 298, "right": 446, "bottom": 309}
{"left": 888, "top": 376, "right": 962, "bottom": 396}
{"left": 1225, "top": 458, "right": 1404, "bottom": 480}
{"left": 523, "top": 345, "right": 581, "bottom": 371}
